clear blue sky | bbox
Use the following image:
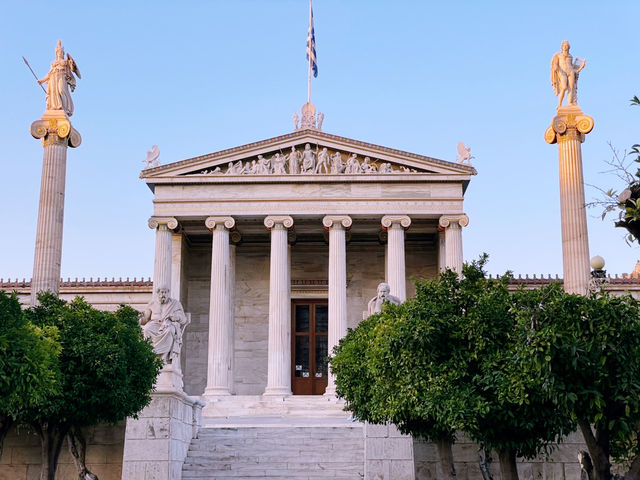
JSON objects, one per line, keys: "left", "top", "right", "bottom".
{"left": 1, "top": 1, "right": 639, "bottom": 280}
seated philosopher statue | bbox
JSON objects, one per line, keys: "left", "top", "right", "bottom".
{"left": 367, "top": 282, "right": 401, "bottom": 317}
{"left": 139, "top": 287, "right": 189, "bottom": 365}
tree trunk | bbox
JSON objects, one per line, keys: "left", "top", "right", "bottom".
{"left": 0, "top": 416, "right": 13, "bottom": 462}
{"left": 577, "top": 417, "right": 612, "bottom": 480}
{"left": 478, "top": 448, "right": 495, "bottom": 480}
{"left": 497, "top": 448, "right": 519, "bottom": 480}
{"left": 34, "top": 421, "right": 70, "bottom": 480}
{"left": 625, "top": 452, "right": 640, "bottom": 480}
{"left": 435, "top": 437, "right": 457, "bottom": 480}
{"left": 67, "top": 426, "right": 98, "bottom": 480}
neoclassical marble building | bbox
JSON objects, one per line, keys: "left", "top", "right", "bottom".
{"left": 139, "top": 125, "right": 475, "bottom": 404}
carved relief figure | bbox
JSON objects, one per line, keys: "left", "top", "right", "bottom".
{"left": 139, "top": 287, "right": 190, "bottom": 365}
{"left": 378, "top": 162, "right": 392, "bottom": 173}
{"left": 345, "top": 154, "right": 360, "bottom": 174}
{"left": 38, "top": 40, "right": 81, "bottom": 116}
{"left": 256, "top": 155, "right": 271, "bottom": 174}
{"left": 330, "top": 151, "right": 344, "bottom": 174}
{"left": 288, "top": 146, "right": 300, "bottom": 174}
{"left": 551, "top": 40, "right": 586, "bottom": 107}
{"left": 272, "top": 153, "right": 287, "bottom": 174}
{"left": 301, "top": 144, "right": 316, "bottom": 173}
{"left": 315, "top": 147, "right": 330, "bottom": 174}
{"left": 367, "top": 282, "right": 401, "bottom": 317}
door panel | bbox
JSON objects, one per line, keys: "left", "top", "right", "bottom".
{"left": 292, "top": 300, "right": 328, "bottom": 395}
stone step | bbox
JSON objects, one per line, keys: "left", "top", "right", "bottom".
{"left": 182, "top": 425, "right": 364, "bottom": 479}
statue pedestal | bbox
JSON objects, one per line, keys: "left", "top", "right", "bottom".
{"left": 154, "top": 364, "right": 184, "bottom": 393}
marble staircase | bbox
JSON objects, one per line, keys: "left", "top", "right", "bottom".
{"left": 182, "top": 420, "right": 365, "bottom": 479}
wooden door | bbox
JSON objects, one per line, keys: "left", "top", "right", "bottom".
{"left": 291, "top": 300, "right": 329, "bottom": 395}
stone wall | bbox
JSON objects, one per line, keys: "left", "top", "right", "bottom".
{"left": 0, "top": 423, "right": 124, "bottom": 480}
{"left": 413, "top": 430, "right": 588, "bottom": 479}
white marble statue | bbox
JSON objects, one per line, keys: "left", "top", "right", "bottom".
{"left": 367, "top": 282, "right": 401, "bottom": 317}
{"left": 551, "top": 40, "right": 586, "bottom": 107}
{"left": 315, "top": 147, "right": 330, "bottom": 174}
{"left": 378, "top": 162, "right": 392, "bottom": 173}
{"left": 272, "top": 153, "right": 287, "bottom": 174}
{"left": 139, "top": 287, "right": 190, "bottom": 365}
{"left": 345, "top": 154, "right": 360, "bottom": 174}
{"left": 256, "top": 155, "right": 271, "bottom": 174}
{"left": 143, "top": 145, "right": 160, "bottom": 168}
{"left": 456, "top": 142, "right": 474, "bottom": 164}
{"left": 293, "top": 112, "right": 300, "bottom": 130}
{"left": 317, "top": 112, "right": 324, "bottom": 130}
{"left": 38, "top": 40, "right": 81, "bottom": 117}
{"left": 301, "top": 144, "right": 316, "bottom": 173}
{"left": 288, "top": 146, "right": 300, "bottom": 174}
{"left": 330, "top": 151, "right": 344, "bottom": 174}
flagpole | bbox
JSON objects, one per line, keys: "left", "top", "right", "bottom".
{"left": 307, "top": 0, "right": 312, "bottom": 104}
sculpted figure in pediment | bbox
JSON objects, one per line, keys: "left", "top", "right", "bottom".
{"left": 378, "top": 162, "right": 392, "bottom": 173}
{"left": 256, "top": 155, "right": 271, "bottom": 174}
{"left": 345, "top": 154, "right": 360, "bottom": 174}
{"left": 288, "top": 146, "right": 300, "bottom": 174}
{"left": 330, "top": 151, "right": 345, "bottom": 174}
{"left": 272, "top": 153, "right": 287, "bottom": 174}
{"left": 361, "top": 157, "right": 378, "bottom": 173}
{"left": 315, "top": 147, "right": 330, "bottom": 174}
{"left": 301, "top": 144, "right": 316, "bottom": 173}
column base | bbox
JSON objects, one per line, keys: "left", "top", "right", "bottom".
{"left": 323, "top": 386, "right": 336, "bottom": 398}
{"left": 263, "top": 387, "right": 292, "bottom": 396}
{"left": 203, "top": 386, "right": 231, "bottom": 397}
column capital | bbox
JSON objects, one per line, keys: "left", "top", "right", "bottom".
{"left": 439, "top": 214, "right": 469, "bottom": 229}
{"left": 206, "top": 216, "right": 235, "bottom": 231}
{"left": 264, "top": 215, "right": 294, "bottom": 230}
{"left": 322, "top": 215, "right": 352, "bottom": 230}
{"left": 381, "top": 215, "right": 411, "bottom": 231}
{"left": 31, "top": 110, "right": 81, "bottom": 148}
{"left": 545, "top": 106, "right": 594, "bottom": 145}
{"left": 148, "top": 216, "right": 179, "bottom": 231}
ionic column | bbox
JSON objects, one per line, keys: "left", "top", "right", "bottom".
{"left": 438, "top": 214, "right": 469, "bottom": 275}
{"left": 30, "top": 111, "right": 81, "bottom": 304}
{"left": 438, "top": 226, "right": 446, "bottom": 272}
{"left": 545, "top": 108, "right": 594, "bottom": 295}
{"left": 264, "top": 215, "right": 294, "bottom": 396}
{"left": 148, "top": 217, "right": 178, "bottom": 292}
{"left": 203, "top": 216, "right": 235, "bottom": 397}
{"left": 381, "top": 215, "right": 411, "bottom": 301}
{"left": 323, "top": 215, "right": 352, "bottom": 397}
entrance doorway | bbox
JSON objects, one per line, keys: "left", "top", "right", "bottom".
{"left": 291, "top": 300, "right": 329, "bottom": 395}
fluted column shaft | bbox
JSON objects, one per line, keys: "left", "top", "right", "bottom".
{"left": 382, "top": 215, "right": 411, "bottom": 301}
{"left": 439, "top": 215, "right": 469, "bottom": 275}
{"left": 545, "top": 108, "right": 594, "bottom": 295}
{"left": 31, "top": 142, "right": 68, "bottom": 302}
{"left": 204, "top": 216, "right": 235, "bottom": 396}
{"left": 29, "top": 112, "right": 81, "bottom": 305}
{"left": 264, "top": 215, "right": 294, "bottom": 396}
{"left": 438, "top": 227, "right": 446, "bottom": 272}
{"left": 323, "top": 215, "right": 352, "bottom": 396}
{"left": 149, "top": 217, "right": 177, "bottom": 291}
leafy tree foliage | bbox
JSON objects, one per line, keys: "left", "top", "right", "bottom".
{"left": 0, "top": 291, "right": 60, "bottom": 460}
{"left": 332, "top": 259, "right": 576, "bottom": 480}
{"left": 23, "top": 293, "right": 162, "bottom": 480}
{"left": 517, "top": 285, "right": 640, "bottom": 480}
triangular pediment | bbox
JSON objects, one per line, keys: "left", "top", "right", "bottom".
{"left": 140, "top": 129, "right": 476, "bottom": 180}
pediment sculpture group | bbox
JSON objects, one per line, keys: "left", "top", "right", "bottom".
{"left": 195, "top": 144, "right": 418, "bottom": 176}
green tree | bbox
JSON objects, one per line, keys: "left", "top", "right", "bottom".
{"left": 517, "top": 285, "right": 640, "bottom": 480}
{"left": 23, "top": 293, "right": 162, "bottom": 480}
{"left": 0, "top": 291, "right": 60, "bottom": 461}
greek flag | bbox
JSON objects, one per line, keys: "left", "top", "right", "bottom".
{"left": 306, "top": 5, "right": 318, "bottom": 78}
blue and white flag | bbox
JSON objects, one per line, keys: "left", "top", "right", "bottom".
{"left": 306, "top": 5, "right": 318, "bottom": 78}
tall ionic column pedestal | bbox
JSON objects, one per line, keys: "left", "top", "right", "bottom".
{"left": 323, "top": 215, "right": 352, "bottom": 397}
{"left": 264, "top": 215, "right": 294, "bottom": 396}
{"left": 30, "top": 110, "right": 81, "bottom": 304}
{"left": 545, "top": 106, "right": 594, "bottom": 295}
